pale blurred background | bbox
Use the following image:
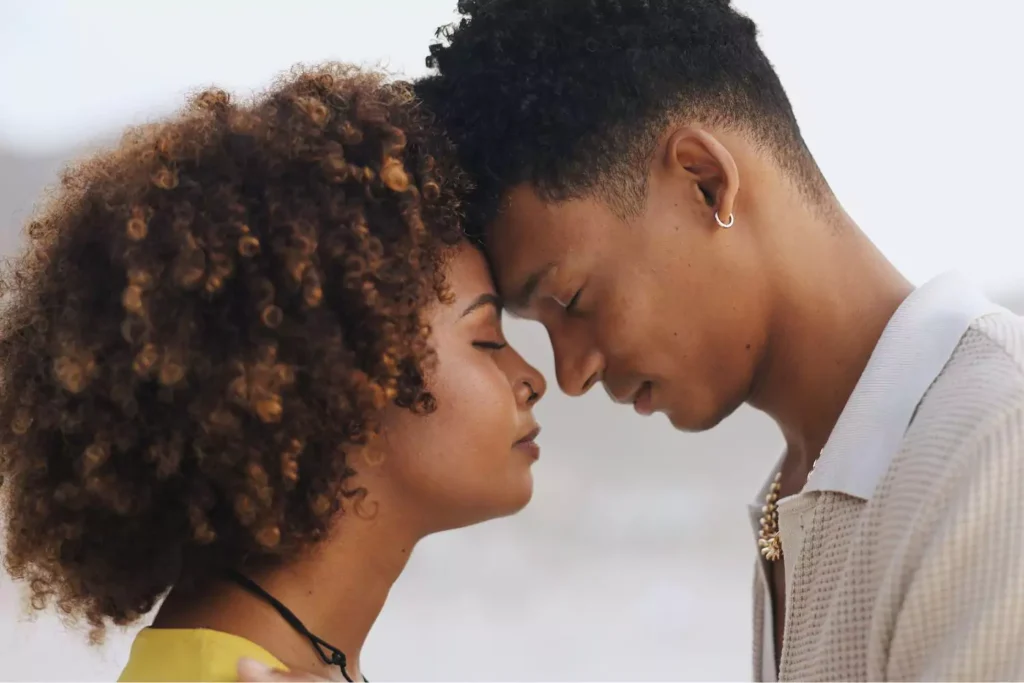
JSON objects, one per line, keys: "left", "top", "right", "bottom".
{"left": 0, "top": 1, "right": 1022, "bottom": 680}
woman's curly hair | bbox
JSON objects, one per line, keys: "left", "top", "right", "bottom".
{"left": 0, "top": 63, "right": 466, "bottom": 636}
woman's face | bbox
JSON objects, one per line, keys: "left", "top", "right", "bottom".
{"left": 368, "top": 243, "right": 547, "bottom": 534}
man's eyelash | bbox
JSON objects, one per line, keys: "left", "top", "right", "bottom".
{"left": 566, "top": 289, "right": 582, "bottom": 311}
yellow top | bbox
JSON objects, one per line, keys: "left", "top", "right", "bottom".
{"left": 118, "top": 627, "right": 288, "bottom": 682}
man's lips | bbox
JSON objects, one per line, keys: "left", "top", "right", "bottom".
{"left": 607, "top": 381, "right": 655, "bottom": 416}
{"left": 632, "top": 382, "right": 654, "bottom": 416}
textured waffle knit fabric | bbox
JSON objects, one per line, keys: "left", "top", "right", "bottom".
{"left": 749, "top": 273, "right": 1024, "bottom": 681}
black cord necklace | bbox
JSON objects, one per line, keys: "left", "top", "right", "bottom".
{"left": 227, "top": 570, "right": 367, "bottom": 682}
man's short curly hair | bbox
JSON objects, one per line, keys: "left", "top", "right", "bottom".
{"left": 0, "top": 64, "right": 466, "bottom": 635}
{"left": 418, "top": 0, "right": 829, "bottom": 232}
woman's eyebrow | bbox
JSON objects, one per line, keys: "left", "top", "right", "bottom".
{"left": 460, "top": 292, "right": 503, "bottom": 318}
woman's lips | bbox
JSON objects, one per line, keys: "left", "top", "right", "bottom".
{"left": 514, "top": 426, "right": 541, "bottom": 460}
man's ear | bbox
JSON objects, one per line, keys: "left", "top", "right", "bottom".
{"left": 661, "top": 126, "right": 739, "bottom": 225}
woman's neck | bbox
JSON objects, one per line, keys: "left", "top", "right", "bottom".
{"left": 155, "top": 511, "right": 417, "bottom": 681}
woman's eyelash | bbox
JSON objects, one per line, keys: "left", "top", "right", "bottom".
{"left": 473, "top": 341, "right": 508, "bottom": 350}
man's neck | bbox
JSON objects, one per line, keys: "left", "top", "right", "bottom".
{"left": 748, "top": 210, "right": 913, "bottom": 494}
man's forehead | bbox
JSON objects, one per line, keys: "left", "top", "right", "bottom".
{"left": 505, "top": 261, "right": 557, "bottom": 311}
{"left": 484, "top": 237, "right": 546, "bottom": 303}
{"left": 483, "top": 185, "right": 580, "bottom": 304}
{"left": 485, "top": 217, "right": 553, "bottom": 302}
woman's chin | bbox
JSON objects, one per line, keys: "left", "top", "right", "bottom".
{"left": 433, "top": 475, "right": 535, "bottom": 533}
{"left": 500, "top": 476, "right": 535, "bottom": 517}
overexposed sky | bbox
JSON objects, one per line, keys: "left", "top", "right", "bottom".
{"left": 1, "top": 0, "right": 1022, "bottom": 293}
{"left": 0, "top": 0, "right": 456, "bottom": 143}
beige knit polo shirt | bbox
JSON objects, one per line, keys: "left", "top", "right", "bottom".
{"left": 749, "top": 272, "right": 1024, "bottom": 681}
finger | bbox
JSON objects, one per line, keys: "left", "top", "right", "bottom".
{"left": 237, "top": 657, "right": 327, "bottom": 682}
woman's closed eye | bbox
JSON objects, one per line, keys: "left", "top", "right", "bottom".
{"left": 473, "top": 340, "right": 508, "bottom": 351}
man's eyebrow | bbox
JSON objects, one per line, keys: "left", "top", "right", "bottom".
{"left": 509, "top": 262, "right": 555, "bottom": 310}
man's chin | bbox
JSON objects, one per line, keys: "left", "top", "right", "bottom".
{"left": 665, "top": 400, "right": 738, "bottom": 433}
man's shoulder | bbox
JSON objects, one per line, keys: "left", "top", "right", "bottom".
{"left": 880, "top": 310, "right": 1024, "bottom": 507}
{"left": 923, "top": 309, "right": 1024, "bottom": 421}
{"left": 958, "top": 309, "right": 1024, "bottom": 373}
{"left": 877, "top": 311, "right": 1024, "bottom": 683}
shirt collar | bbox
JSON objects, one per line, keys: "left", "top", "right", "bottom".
{"left": 804, "top": 271, "right": 1005, "bottom": 500}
